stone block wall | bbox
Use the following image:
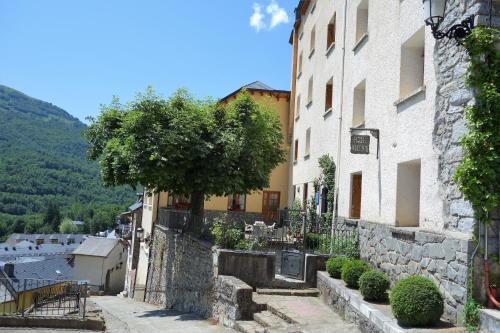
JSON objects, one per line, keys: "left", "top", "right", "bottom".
{"left": 359, "top": 220, "right": 472, "bottom": 324}
{"left": 212, "top": 275, "right": 253, "bottom": 328}
{"left": 216, "top": 249, "right": 275, "bottom": 288}
{"left": 144, "top": 225, "right": 216, "bottom": 317}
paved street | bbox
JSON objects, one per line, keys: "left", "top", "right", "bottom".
{"left": 91, "top": 296, "right": 235, "bottom": 333}
{"left": 1, "top": 296, "right": 235, "bottom": 333}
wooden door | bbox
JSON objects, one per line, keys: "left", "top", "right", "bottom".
{"left": 350, "top": 174, "right": 362, "bottom": 219}
{"left": 262, "top": 191, "right": 280, "bottom": 222}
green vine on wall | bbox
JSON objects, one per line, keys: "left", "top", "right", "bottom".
{"left": 318, "top": 154, "right": 336, "bottom": 214}
{"left": 454, "top": 27, "right": 500, "bottom": 225}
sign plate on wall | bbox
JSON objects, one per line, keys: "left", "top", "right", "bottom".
{"left": 350, "top": 135, "right": 370, "bottom": 154}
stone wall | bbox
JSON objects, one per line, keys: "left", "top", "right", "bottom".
{"left": 144, "top": 225, "right": 216, "bottom": 317}
{"left": 359, "top": 220, "right": 472, "bottom": 324}
{"left": 212, "top": 275, "right": 254, "bottom": 328}
{"left": 433, "top": 0, "right": 499, "bottom": 233}
{"left": 216, "top": 249, "right": 275, "bottom": 288}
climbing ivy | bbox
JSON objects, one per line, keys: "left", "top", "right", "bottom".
{"left": 318, "top": 154, "right": 336, "bottom": 213}
{"left": 454, "top": 27, "right": 500, "bottom": 225}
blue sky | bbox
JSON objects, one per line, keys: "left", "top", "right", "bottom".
{"left": 1, "top": 0, "right": 295, "bottom": 122}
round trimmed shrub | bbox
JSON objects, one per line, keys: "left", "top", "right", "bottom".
{"left": 326, "top": 256, "right": 349, "bottom": 279}
{"left": 359, "top": 270, "right": 390, "bottom": 301}
{"left": 390, "top": 276, "right": 444, "bottom": 327}
{"left": 341, "top": 259, "right": 369, "bottom": 289}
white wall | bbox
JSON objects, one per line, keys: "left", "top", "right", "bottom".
{"left": 73, "top": 243, "right": 126, "bottom": 294}
{"left": 291, "top": 0, "right": 446, "bottom": 232}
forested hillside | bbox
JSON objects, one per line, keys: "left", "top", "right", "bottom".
{"left": 0, "top": 84, "right": 136, "bottom": 235}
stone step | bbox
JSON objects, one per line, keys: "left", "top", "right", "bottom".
{"left": 253, "top": 311, "right": 290, "bottom": 329}
{"left": 256, "top": 288, "right": 319, "bottom": 297}
{"left": 234, "top": 320, "right": 266, "bottom": 333}
{"left": 265, "top": 302, "right": 299, "bottom": 325}
{"left": 271, "top": 275, "right": 307, "bottom": 289}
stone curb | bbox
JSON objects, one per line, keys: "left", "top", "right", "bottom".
{"left": 0, "top": 315, "right": 105, "bottom": 331}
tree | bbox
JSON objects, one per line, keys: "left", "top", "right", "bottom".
{"left": 85, "top": 88, "right": 286, "bottom": 230}
{"left": 43, "top": 201, "right": 61, "bottom": 231}
{"left": 59, "top": 218, "right": 79, "bottom": 234}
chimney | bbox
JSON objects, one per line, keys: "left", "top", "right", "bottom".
{"left": 3, "top": 262, "right": 15, "bottom": 278}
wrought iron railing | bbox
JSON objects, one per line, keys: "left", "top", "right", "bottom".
{"left": 0, "top": 278, "right": 87, "bottom": 318}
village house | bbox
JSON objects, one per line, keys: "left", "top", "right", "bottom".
{"left": 128, "top": 82, "right": 292, "bottom": 301}
{"left": 72, "top": 237, "right": 127, "bottom": 294}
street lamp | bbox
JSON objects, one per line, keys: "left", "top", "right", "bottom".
{"left": 423, "top": 0, "right": 474, "bottom": 41}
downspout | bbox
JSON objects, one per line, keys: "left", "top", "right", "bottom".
{"left": 331, "top": 0, "right": 348, "bottom": 252}
{"left": 484, "top": 217, "right": 500, "bottom": 308}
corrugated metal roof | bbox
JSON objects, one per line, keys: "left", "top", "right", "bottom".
{"left": 72, "top": 237, "right": 120, "bottom": 257}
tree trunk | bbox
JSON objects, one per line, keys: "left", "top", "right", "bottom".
{"left": 189, "top": 191, "right": 205, "bottom": 233}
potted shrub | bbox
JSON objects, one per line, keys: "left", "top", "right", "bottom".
{"left": 359, "top": 270, "right": 390, "bottom": 301}
{"left": 390, "top": 276, "right": 444, "bottom": 327}
{"left": 341, "top": 259, "right": 369, "bottom": 289}
{"left": 326, "top": 256, "right": 349, "bottom": 279}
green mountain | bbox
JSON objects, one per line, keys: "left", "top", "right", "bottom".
{"left": 0, "top": 84, "right": 136, "bottom": 224}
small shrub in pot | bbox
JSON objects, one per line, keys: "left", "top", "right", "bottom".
{"left": 326, "top": 256, "right": 349, "bottom": 279}
{"left": 359, "top": 270, "right": 390, "bottom": 301}
{"left": 390, "top": 276, "right": 444, "bottom": 327}
{"left": 341, "top": 259, "right": 369, "bottom": 289}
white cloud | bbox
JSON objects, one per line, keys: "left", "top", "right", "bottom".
{"left": 250, "top": 1, "right": 289, "bottom": 32}
{"left": 266, "top": 0, "right": 289, "bottom": 29}
{"left": 250, "top": 3, "right": 266, "bottom": 32}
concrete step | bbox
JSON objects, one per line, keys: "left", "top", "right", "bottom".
{"left": 253, "top": 311, "right": 289, "bottom": 329}
{"left": 234, "top": 320, "right": 266, "bottom": 333}
{"left": 271, "top": 275, "right": 306, "bottom": 289}
{"left": 256, "top": 288, "right": 319, "bottom": 297}
{"left": 479, "top": 309, "right": 500, "bottom": 333}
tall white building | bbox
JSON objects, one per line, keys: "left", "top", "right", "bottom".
{"left": 291, "top": 0, "right": 448, "bottom": 231}
{"left": 288, "top": 0, "right": 486, "bottom": 324}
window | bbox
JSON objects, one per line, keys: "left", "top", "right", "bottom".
{"left": 352, "top": 80, "right": 366, "bottom": 128}
{"left": 325, "top": 78, "right": 333, "bottom": 112}
{"left": 167, "top": 194, "right": 191, "bottom": 209}
{"left": 355, "top": 0, "right": 369, "bottom": 43}
{"left": 305, "top": 128, "right": 311, "bottom": 157}
{"left": 298, "top": 52, "right": 303, "bottom": 77}
{"left": 400, "top": 28, "right": 425, "bottom": 98}
{"left": 309, "top": 26, "right": 316, "bottom": 57}
{"left": 327, "top": 14, "right": 336, "bottom": 51}
{"left": 307, "top": 76, "right": 314, "bottom": 106}
{"left": 228, "top": 194, "right": 246, "bottom": 211}
{"left": 396, "top": 160, "right": 421, "bottom": 227}
{"left": 294, "top": 139, "right": 299, "bottom": 161}
{"left": 296, "top": 95, "right": 301, "bottom": 119}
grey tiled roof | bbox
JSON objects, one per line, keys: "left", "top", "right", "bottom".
{"left": 5, "top": 234, "right": 86, "bottom": 246}
{"left": 242, "top": 81, "right": 275, "bottom": 91}
{"left": 72, "top": 237, "right": 120, "bottom": 257}
{"left": 1, "top": 257, "right": 74, "bottom": 292}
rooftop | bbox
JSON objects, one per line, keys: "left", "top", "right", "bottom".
{"left": 72, "top": 237, "right": 121, "bottom": 257}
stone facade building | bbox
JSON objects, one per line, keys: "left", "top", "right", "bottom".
{"left": 288, "top": 0, "right": 498, "bottom": 324}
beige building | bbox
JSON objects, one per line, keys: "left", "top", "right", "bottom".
{"left": 73, "top": 237, "right": 127, "bottom": 294}
{"left": 133, "top": 81, "right": 291, "bottom": 300}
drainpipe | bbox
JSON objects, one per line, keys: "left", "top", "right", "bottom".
{"left": 484, "top": 220, "right": 500, "bottom": 308}
{"left": 331, "top": 0, "right": 349, "bottom": 252}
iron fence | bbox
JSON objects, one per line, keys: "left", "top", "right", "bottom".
{"left": 0, "top": 278, "right": 87, "bottom": 318}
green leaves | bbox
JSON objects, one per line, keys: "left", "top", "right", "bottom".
{"left": 85, "top": 88, "right": 286, "bottom": 206}
{"left": 454, "top": 27, "right": 500, "bottom": 224}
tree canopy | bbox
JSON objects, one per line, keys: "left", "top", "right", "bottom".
{"left": 85, "top": 88, "right": 286, "bottom": 226}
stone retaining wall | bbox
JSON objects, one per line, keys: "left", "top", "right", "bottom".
{"left": 204, "top": 210, "right": 263, "bottom": 226}
{"left": 212, "top": 275, "right": 254, "bottom": 328}
{"left": 216, "top": 249, "right": 275, "bottom": 288}
{"left": 144, "top": 225, "right": 216, "bottom": 317}
{"left": 358, "top": 220, "right": 471, "bottom": 324}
